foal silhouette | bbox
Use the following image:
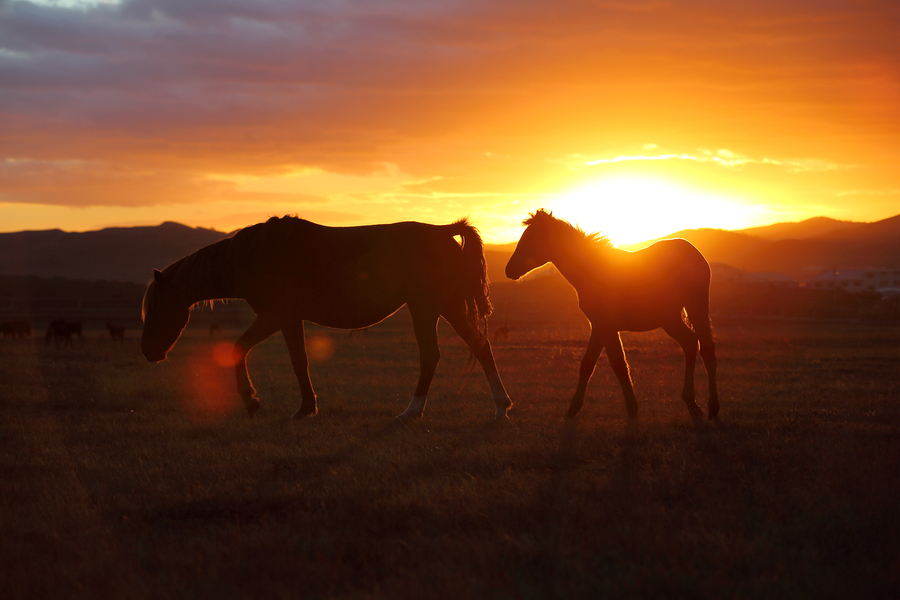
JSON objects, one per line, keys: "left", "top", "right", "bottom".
{"left": 506, "top": 209, "right": 718, "bottom": 422}
{"left": 142, "top": 216, "right": 511, "bottom": 421}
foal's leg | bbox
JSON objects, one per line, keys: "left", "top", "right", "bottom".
{"left": 282, "top": 320, "right": 318, "bottom": 419}
{"left": 566, "top": 327, "right": 605, "bottom": 419}
{"left": 604, "top": 332, "right": 639, "bottom": 420}
{"left": 396, "top": 310, "right": 440, "bottom": 422}
{"left": 233, "top": 314, "right": 281, "bottom": 417}
{"left": 442, "top": 303, "right": 512, "bottom": 420}
{"left": 663, "top": 318, "right": 703, "bottom": 421}
{"left": 686, "top": 299, "right": 719, "bottom": 420}
{"left": 694, "top": 319, "right": 719, "bottom": 420}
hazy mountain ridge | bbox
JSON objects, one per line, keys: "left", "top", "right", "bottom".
{"left": 616, "top": 214, "right": 900, "bottom": 280}
{"left": 0, "top": 222, "right": 230, "bottom": 284}
{"left": 737, "top": 216, "right": 860, "bottom": 241}
{"left": 0, "top": 214, "right": 898, "bottom": 284}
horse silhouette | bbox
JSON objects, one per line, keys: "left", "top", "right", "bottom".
{"left": 45, "top": 320, "right": 81, "bottom": 344}
{"left": 141, "top": 216, "right": 511, "bottom": 421}
{"left": 506, "top": 209, "right": 718, "bottom": 422}
{"left": 0, "top": 320, "right": 31, "bottom": 338}
{"left": 106, "top": 322, "right": 126, "bottom": 340}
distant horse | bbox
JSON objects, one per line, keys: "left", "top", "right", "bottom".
{"left": 46, "top": 320, "right": 81, "bottom": 344}
{"left": 506, "top": 209, "right": 718, "bottom": 422}
{"left": 141, "top": 216, "right": 512, "bottom": 421}
{"left": 106, "top": 322, "right": 126, "bottom": 340}
{"left": 0, "top": 320, "right": 32, "bottom": 338}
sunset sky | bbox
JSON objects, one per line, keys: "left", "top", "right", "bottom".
{"left": 1, "top": 0, "right": 898, "bottom": 245}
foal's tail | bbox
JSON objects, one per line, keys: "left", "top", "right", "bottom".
{"left": 448, "top": 219, "right": 492, "bottom": 327}
{"left": 683, "top": 281, "right": 715, "bottom": 345}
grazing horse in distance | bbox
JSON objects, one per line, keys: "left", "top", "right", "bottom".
{"left": 505, "top": 209, "right": 718, "bottom": 422}
{"left": 46, "top": 320, "right": 81, "bottom": 344}
{"left": 141, "top": 215, "right": 512, "bottom": 422}
{"left": 107, "top": 322, "right": 126, "bottom": 340}
{"left": 0, "top": 320, "right": 32, "bottom": 338}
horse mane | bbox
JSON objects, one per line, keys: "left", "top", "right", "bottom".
{"left": 524, "top": 208, "right": 614, "bottom": 250}
{"left": 142, "top": 235, "right": 237, "bottom": 320}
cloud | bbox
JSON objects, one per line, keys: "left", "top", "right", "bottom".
{"left": 0, "top": 0, "right": 898, "bottom": 224}
{"left": 581, "top": 149, "right": 850, "bottom": 173}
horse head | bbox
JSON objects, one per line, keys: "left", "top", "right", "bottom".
{"left": 505, "top": 209, "right": 557, "bottom": 280}
{"left": 141, "top": 269, "right": 191, "bottom": 362}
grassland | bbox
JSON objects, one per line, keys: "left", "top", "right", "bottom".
{"left": 1, "top": 311, "right": 898, "bottom": 599}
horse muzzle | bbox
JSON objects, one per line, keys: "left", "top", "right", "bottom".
{"left": 141, "top": 343, "right": 168, "bottom": 363}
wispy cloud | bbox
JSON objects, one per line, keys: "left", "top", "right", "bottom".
{"left": 583, "top": 149, "right": 849, "bottom": 173}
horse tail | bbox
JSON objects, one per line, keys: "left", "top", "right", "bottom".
{"left": 683, "top": 256, "right": 715, "bottom": 345}
{"left": 447, "top": 219, "right": 492, "bottom": 327}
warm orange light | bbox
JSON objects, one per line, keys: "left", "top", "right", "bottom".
{"left": 182, "top": 342, "right": 238, "bottom": 419}
{"left": 212, "top": 341, "right": 237, "bottom": 367}
{"left": 307, "top": 334, "right": 335, "bottom": 361}
{"left": 548, "top": 176, "right": 765, "bottom": 246}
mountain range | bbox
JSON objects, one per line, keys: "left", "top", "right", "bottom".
{"left": 616, "top": 214, "right": 900, "bottom": 281}
{"left": 1, "top": 214, "right": 898, "bottom": 285}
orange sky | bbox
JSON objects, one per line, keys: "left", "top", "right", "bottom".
{"left": 1, "top": 0, "right": 898, "bottom": 244}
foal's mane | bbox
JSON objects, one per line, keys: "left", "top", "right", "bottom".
{"left": 524, "top": 209, "right": 614, "bottom": 250}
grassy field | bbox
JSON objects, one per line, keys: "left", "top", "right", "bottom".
{"left": 1, "top": 312, "right": 898, "bottom": 599}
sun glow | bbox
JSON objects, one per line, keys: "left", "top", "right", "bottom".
{"left": 548, "top": 177, "right": 764, "bottom": 246}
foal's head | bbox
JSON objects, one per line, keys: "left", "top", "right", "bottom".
{"left": 506, "top": 209, "right": 576, "bottom": 280}
{"left": 141, "top": 269, "right": 191, "bottom": 362}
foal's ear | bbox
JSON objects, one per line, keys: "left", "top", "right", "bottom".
{"left": 153, "top": 269, "right": 165, "bottom": 285}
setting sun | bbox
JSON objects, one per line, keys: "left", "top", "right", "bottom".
{"left": 547, "top": 177, "right": 769, "bottom": 247}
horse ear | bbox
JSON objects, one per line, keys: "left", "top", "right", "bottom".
{"left": 153, "top": 269, "right": 165, "bottom": 285}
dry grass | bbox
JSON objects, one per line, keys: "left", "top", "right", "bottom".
{"left": 1, "top": 315, "right": 898, "bottom": 599}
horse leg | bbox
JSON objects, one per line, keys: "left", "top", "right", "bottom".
{"left": 233, "top": 314, "right": 281, "bottom": 417}
{"left": 282, "top": 320, "right": 318, "bottom": 419}
{"left": 604, "top": 332, "right": 639, "bottom": 420}
{"left": 441, "top": 303, "right": 512, "bottom": 420}
{"left": 396, "top": 311, "right": 440, "bottom": 422}
{"left": 687, "top": 300, "right": 719, "bottom": 420}
{"left": 663, "top": 318, "right": 703, "bottom": 422}
{"left": 695, "top": 320, "right": 719, "bottom": 420}
{"left": 566, "top": 327, "right": 605, "bottom": 419}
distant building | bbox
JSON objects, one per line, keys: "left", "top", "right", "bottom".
{"left": 709, "top": 263, "right": 798, "bottom": 288}
{"left": 742, "top": 271, "right": 799, "bottom": 288}
{"left": 806, "top": 268, "right": 900, "bottom": 292}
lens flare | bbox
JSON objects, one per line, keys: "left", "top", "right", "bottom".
{"left": 308, "top": 334, "right": 335, "bottom": 361}
{"left": 182, "top": 341, "right": 238, "bottom": 418}
{"left": 213, "top": 341, "right": 236, "bottom": 367}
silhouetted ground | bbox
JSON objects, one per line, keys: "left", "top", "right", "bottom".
{"left": 1, "top": 314, "right": 897, "bottom": 599}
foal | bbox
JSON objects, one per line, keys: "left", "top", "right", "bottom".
{"left": 506, "top": 209, "right": 718, "bottom": 422}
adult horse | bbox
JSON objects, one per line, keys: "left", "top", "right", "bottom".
{"left": 505, "top": 209, "right": 718, "bottom": 422}
{"left": 142, "top": 216, "right": 512, "bottom": 422}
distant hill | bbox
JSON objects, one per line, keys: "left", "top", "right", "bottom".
{"left": 0, "top": 222, "right": 230, "bottom": 284}
{"left": 738, "top": 217, "right": 859, "bottom": 241}
{"left": 809, "top": 213, "right": 900, "bottom": 242}
{"left": 618, "top": 213, "right": 900, "bottom": 280}
{"left": 2, "top": 213, "right": 898, "bottom": 285}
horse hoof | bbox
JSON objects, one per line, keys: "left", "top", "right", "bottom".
{"left": 290, "top": 408, "right": 317, "bottom": 420}
{"left": 394, "top": 412, "right": 422, "bottom": 424}
{"left": 245, "top": 401, "right": 260, "bottom": 418}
